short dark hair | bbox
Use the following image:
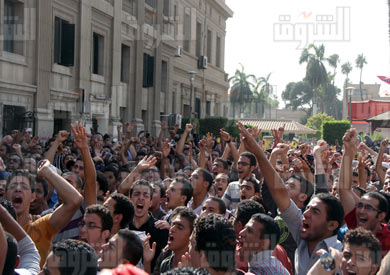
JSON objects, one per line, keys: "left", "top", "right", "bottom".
{"left": 96, "top": 171, "right": 109, "bottom": 194}
{"left": 162, "top": 267, "right": 210, "bottom": 275}
{"left": 251, "top": 213, "right": 281, "bottom": 250}
{"left": 35, "top": 178, "right": 48, "bottom": 198}
{"left": 6, "top": 170, "right": 35, "bottom": 191}
{"left": 85, "top": 205, "right": 113, "bottom": 234}
{"left": 152, "top": 182, "right": 166, "bottom": 198}
{"left": 240, "top": 152, "right": 256, "bottom": 167}
{"left": 4, "top": 232, "right": 18, "bottom": 275}
{"left": 62, "top": 171, "right": 84, "bottom": 189}
{"left": 289, "top": 174, "right": 314, "bottom": 199}
{"left": 129, "top": 180, "right": 153, "bottom": 198}
{"left": 196, "top": 168, "right": 213, "bottom": 191}
{"left": 207, "top": 197, "right": 226, "bottom": 215}
{"left": 243, "top": 178, "right": 260, "bottom": 193}
{"left": 214, "top": 158, "right": 229, "bottom": 170}
{"left": 313, "top": 193, "right": 344, "bottom": 235}
{"left": 173, "top": 177, "right": 193, "bottom": 205}
{"left": 118, "top": 229, "right": 143, "bottom": 265}
{"left": 52, "top": 239, "right": 98, "bottom": 275}
{"left": 343, "top": 228, "right": 381, "bottom": 267}
{"left": 171, "top": 206, "right": 197, "bottom": 232}
{"left": 364, "top": 192, "right": 389, "bottom": 214}
{"left": 235, "top": 200, "right": 265, "bottom": 226}
{"left": 194, "top": 214, "right": 236, "bottom": 272}
{"left": 104, "top": 164, "right": 119, "bottom": 179}
{"left": 110, "top": 193, "right": 134, "bottom": 228}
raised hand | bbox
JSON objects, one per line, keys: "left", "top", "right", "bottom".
{"left": 56, "top": 130, "right": 69, "bottom": 143}
{"left": 219, "top": 128, "right": 231, "bottom": 142}
{"left": 143, "top": 234, "right": 156, "bottom": 264}
{"left": 162, "top": 139, "right": 171, "bottom": 158}
{"left": 313, "top": 140, "right": 329, "bottom": 156}
{"left": 125, "top": 122, "right": 135, "bottom": 133}
{"left": 178, "top": 252, "right": 191, "bottom": 268}
{"left": 117, "top": 124, "right": 122, "bottom": 133}
{"left": 272, "top": 143, "right": 289, "bottom": 156}
{"left": 198, "top": 139, "right": 207, "bottom": 151}
{"left": 154, "top": 220, "right": 171, "bottom": 230}
{"left": 12, "top": 143, "right": 22, "bottom": 152}
{"left": 380, "top": 139, "right": 389, "bottom": 151}
{"left": 0, "top": 157, "right": 6, "bottom": 172}
{"left": 161, "top": 120, "right": 168, "bottom": 130}
{"left": 136, "top": 155, "right": 157, "bottom": 173}
{"left": 205, "top": 132, "right": 214, "bottom": 148}
{"left": 342, "top": 128, "right": 359, "bottom": 156}
{"left": 248, "top": 126, "right": 261, "bottom": 140}
{"left": 71, "top": 122, "right": 88, "bottom": 150}
{"left": 185, "top": 123, "right": 193, "bottom": 133}
{"left": 236, "top": 122, "right": 258, "bottom": 152}
{"left": 37, "top": 159, "right": 51, "bottom": 179}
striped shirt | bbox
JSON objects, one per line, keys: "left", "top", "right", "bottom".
{"left": 249, "top": 250, "right": 290, "bottom": 275}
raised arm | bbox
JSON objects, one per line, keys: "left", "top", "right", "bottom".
{"left": 375, "top": 139, "right": 388, "bottom": 185}
{"left": 237, "top": 122, "right": 291, "bottom": 212}
{"left": 313, "top": 140, "right": 330, "bottom": 194}
{"left": 37, "top": 160, "right": 83, "bottom": 232}
{"left": 177, "top": 124, "right": 192, "bottom": 155}
{"left": 44, "top": 130, "right": 69, "bottom": 163}
{"left": 0, "top": 223, "right": 6, "bottom": 275}
{"left": 198, "top": 139, "right": 207, "bottom": 169}
{"left": 118, "top": 155, "right": 157, "bottom": 194}
{"left": 339, "top": 129, "right": 360, "bottom": 216}
{"left": 71, "top": 122, "right": 96, "bottom": 206}
{"left": 220, "top": 129, "right": 239, "bottom": 165}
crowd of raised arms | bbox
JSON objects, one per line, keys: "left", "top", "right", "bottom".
{"left": 0, "top": 120, "right": 390, "bottom": 275}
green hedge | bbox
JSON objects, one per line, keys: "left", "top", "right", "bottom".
{"left": 322, "top": 120, "right": 350, "bottom": 145}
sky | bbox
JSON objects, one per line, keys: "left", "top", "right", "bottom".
{"left": 224, "top": 0, "right": 390, "bottom": 106}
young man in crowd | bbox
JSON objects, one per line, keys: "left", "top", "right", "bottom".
{"left": 238, "top": 213, "right": 290, "bottom": 274}
{"left": 239, "top": 178, "right": 260, "bottom": 201}
{"left": 237, "top": 122, "right": 344, "bottom": 275}
{"left": 6, "top": 160, "right": 83, "bottom": 267}
{"left": 79, "top": 204, "right": 113, "bottom": 252}
{"left": 214, "top": 173, "right": 229, "bottom": 198}
{"left": 128, "top": 180, "right": 169, "bottom": 271}
{"left": 339, "top": 128, "right": 390, "bottom": 255}
{"left": 165, "top": 178, "right": 193, "bottom": 212}
{"left": 99, "top": 229, "right": 143, "bottom": 270}
{"left": 150, "top": 182, "right": 166, "bottom": 220}
{"left": 103, "top": 193, "right": 134, "bottom": 235}
{"left": 188, "top": 168, "right": 213, "bottom": 215}
{"left": 200, "top": 196, "right": 226, "bottom": 216}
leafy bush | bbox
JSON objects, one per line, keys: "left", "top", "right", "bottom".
{"left": 306, "top": 113, "right": 335, "bottom": 131}
{"left": 322, "top": 120, "right": 350, "bottom": 145}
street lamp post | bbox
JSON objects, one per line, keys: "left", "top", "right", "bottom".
{"left": 346, "top": 87, "right": 355, "bottom": 124}
{"left": 188, "top": 71, "right": 197, "bottom": 124}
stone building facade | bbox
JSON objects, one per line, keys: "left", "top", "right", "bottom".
{"left": 0, "top": 0, "right": 233, "bottom": 137}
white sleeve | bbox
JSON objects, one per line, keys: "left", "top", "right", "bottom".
{"left": 17, "top": 235, "right": 40, "bottom": 275}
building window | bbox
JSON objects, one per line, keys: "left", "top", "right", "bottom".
{"left": 92, "top": 33, "right": 104, "bottom": 75}
{"left": 3, "top": 0, "right": 24, "bottom": 55}
{"left": 206, "top": 101, "right": 211, "bottom": 116}
{"left": 163, "top": 0, "right": 170, "bottom": 17}
{"left": 207, "top": 29, "right": 212, "bottom": 64}
{"left": 145, "top": 0, "right": 156, "bottom": 9}
{"left": 216, "top": 36, "right": 221, "bottom": 68}
{"left": 183, "top": 8, "right": 191, "bottom": 52}
{"left": 143, "top": 53, "right": 154, "bottom": 88}
{"left": 161, "top": 60, "right": 168, "bottom": 93}
{"left": 196, "top": 22, "right": 202, "bottom": 57}
{"left": 54, "top": 17, "right": 75, "bottom": 66}
{"left": 122, "top": 0, "right": 135, "bottom": 15}
{"left": 195, "top": 98, "right": 201, "bottom": 118}
{"left": 121, "top": 44, "right": 130, "bottom": 83}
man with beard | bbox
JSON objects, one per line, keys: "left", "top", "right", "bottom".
{"left": 129, "top": 180, "right": 169, "bottom": 271}
{"left": 339, "top": 128, "right": 390, "bottom": 255}
{"left": 236, "top": 122, "right": 344, "bottom": 275}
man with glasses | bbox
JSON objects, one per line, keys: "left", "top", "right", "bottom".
{"left": 7, "top": 154, "right": 22, "bottom": 172}
{"left": 339, "top": 128, "right": 390, "bottom": 256}
{"left": 79, "top": 204, "right": 113, "bottom": 252}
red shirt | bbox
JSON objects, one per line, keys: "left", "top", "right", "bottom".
{"left": 345, "top": 207, "right": 390, "bottom": 256}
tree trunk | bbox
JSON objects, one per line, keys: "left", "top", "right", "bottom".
{"left": 359, "top": 69, "right": 363, "bottom": 101}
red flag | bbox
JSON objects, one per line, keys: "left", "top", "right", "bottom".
{"left": 377, "top": 76, "right": 390, "bottom": 85}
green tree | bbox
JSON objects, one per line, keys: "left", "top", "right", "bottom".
{"left": 253, "top": 73, "right": 273, "bottom": 118}
{"left": 327, "top": 54, "right": 339, "bottom": 85}
{"left": 229, "top": 64, "right": 255, "bottom": 119}
{"left": 282, "top": 81, "right": 313, "bottom": 115}
{"left": 355, "top": 54, "right": 367, "bottom": 100}
{"left": 306, "top": 113, "right": 335, "bottom": 131}
{"left": 341, "top": 62, "right": 353, "bottom": 88}
{"left": 299, "top": 44, "right": 328, "bottom": 116}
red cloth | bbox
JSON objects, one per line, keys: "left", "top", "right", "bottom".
{"left": 345, "top": 207, "right": 390, "bottom": 256}
{"left": 109, "top": 264, "right": 149, "bottom": 275}
{"left": 272, "top": 244, "right": 293, "bottom": 275}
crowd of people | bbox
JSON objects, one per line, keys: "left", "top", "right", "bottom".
{"left": 0, "top": 119, "right": 389, "bottom": 275}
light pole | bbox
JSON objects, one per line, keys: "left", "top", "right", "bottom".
{"left": 346, "top": 86, "right": 355, "bottom": 124}
{"left": 188, "top": 71, "right": 197, "bottom": 124}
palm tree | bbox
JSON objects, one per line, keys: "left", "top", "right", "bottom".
{"left": 299, "top": 44, "right": 328, "bottom": 116}
{"left": 327, "top": 54, "right": 339, "bottom": 85}
{"left": 229, "top": 64, "right": 255, "bottom": 119}
{"left": 341, "top": 62, "right": 353, "bottom": 120}
{"left": 253, "top": 73, "right": 273, "bottom": 118}
{"left": 355, "top": 54, "right": 367, "bottom": 100}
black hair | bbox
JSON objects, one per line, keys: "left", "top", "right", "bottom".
{"left": 104, "top": 164, "right": 119, "bottom": 179}
{"left": 35, "top": 178, "right": 48, "bottom": 198}
{"left": 194, "top": 214, "right": 236, "bottom": 272}
{"left": 343, "top": 228, "right": 381, "bottom": 267}
{"left": 240, "top": 152, "right": 257, "bottom": 167}
{"left": 171, "top": 206, "right": 197, "bottom": 232}
{"left": 3, "top": 232, "right": 18, "bottom": 275}
{"left": 110, "top": 193, "right": 134, "bottom": 228}
{"left": 206, "top": 197, "right": 227, "bottom": 215}
{"left": 364, "top": 191, "right": 389, "bottom": 214}
{"left": 0, "top": 143, "right": 11, "bottom": 154}
{"left": 173, "top": 177, "right": 193, "bottom": 205}
{"left": 243, "top": 178, "right": 260, "bottom": 193}
{"left": 52, "top": 239, "right": 98, "bottom": 275}
{"left": 129, "top": 180, "right": 153, "bottom": 198}
{"left": 6, "top": 170, "right": 35, "bottom": 191}
{"left": 378, "top": 191, "right": 390, "bottom": 223}
{"left": 162, "top": 267, "right": 210, "bottom": 275}
{"left": 152, "top": 181, "right": 166, "bottom": 198}
{"left": 288, "top": 174, "right": 314, "bottom": 200}
{"left": 62, "top": 171, "right": 84, "bottom": 190}
{"left": 96, "top": 171, "right": 109, "bottom": 194}
{"left": 251, "top": 213, "right": 281, "bottom": 250}
{"left": 214, "top": 158, "right": 229, "bottom": 170}
{"left": 0, "top": 199, "right": 16, "bottom": 220}
{"left": 118, "top": 229, "right": 143, "bottom": 265}
{"left": 196, "top": 168, "right": 213, "bottom": 191}
{"left": 313, "top": 193, "right": 344, "bottom": 235}
{"left": 85, "top": 205, "right": 113, "bottom": 235}
{"left": 235, "top": 200, "right": 265, "bottom": 226}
